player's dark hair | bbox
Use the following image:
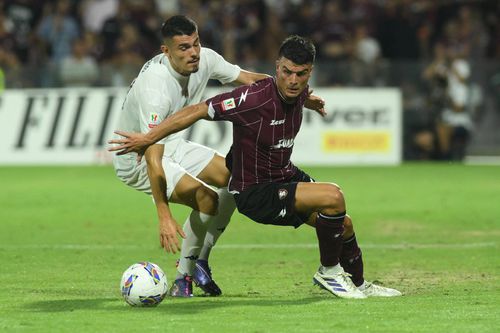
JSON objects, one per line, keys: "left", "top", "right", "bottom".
{"left": 278, "top": 35, "right": 316, "bottom": 64}
{"left": 161, "top": 15, "right": 198, "bottom": 39}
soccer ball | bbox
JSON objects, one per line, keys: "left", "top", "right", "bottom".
{"left": 120, "top": 262, "right": 168, "bottom": 306}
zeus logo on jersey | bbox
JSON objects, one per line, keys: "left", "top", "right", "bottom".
{"left": 271, "top": 138, "right": 294, "bottom": 149}
{"left": 270, "top": 119, "right": 285, "bottom": 126}
{"left": 148, "top": 113, "right": 160, "bottom": 128}
{"left": 238, "top": 89, "right": 249, "bottom": 106}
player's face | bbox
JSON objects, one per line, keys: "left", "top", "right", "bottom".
{"left": 161, "top": 32, "right": 201, "bottom": 76}
{"left": 275, "top": 57, "right": 313, "bottom": 102}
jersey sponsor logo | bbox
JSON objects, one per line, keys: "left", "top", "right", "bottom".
{"left": 271, "top": 138, "right": 294, "bottom": 149}
{"left": 148, "top": 112, "right": 160, "bottom": 128}
{"left": 221, "top": 98, "right": 236, "bottom": 111}
{"left": 270, "top": 119, "right": 285, "bottom": 126}
{"left": 278, "top": 189, "right": 288, "bottom": 200}
{"left": 238, "top": 89, "right": 249, "bottom": 106}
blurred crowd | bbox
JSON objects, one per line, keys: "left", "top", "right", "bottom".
{"left": 0, "top": 0, "right": 499, "bottom": 160}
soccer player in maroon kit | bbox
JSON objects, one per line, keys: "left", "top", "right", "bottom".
{"left": 110, "top": 36, "right": 402, "bottom": 299}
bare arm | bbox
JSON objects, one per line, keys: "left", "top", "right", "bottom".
{"left": 144, "top": 144, "right": 185, "bottom": 253}
{"left": 108, "top": 102, "right": 210, "bottom": 156}
{"left": 233, "top": 69, "right": 271, "bottom": 85}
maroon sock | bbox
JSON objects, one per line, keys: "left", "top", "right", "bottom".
{"left": 315, "top": 212, "right": 345, "bottom": 267}
{"left": 340, "top": 234, "right": 364, "bottom": 286}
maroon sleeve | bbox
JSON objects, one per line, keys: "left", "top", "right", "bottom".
{"left": 205, "top": 78, "right": 272, "bottom": 125}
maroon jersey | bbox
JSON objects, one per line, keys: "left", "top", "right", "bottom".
{"left": 206, "top": 77, "right": 309, "bottom": 192}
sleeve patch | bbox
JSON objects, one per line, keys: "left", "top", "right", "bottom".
{"left": 221, "top": 98, "right": 236, "bottom": 112}
{"left": 148, "top": 112, "right": 160, "bottom": 128}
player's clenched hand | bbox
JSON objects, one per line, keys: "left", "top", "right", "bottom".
{"left": 158, "top": 217, "right": 186, "bottom": 254}
{"left": 107, "top": 131, "right": 151, "bottom": 156}
{"left": 305, "top": 90, "right": 326, "bottom": 117}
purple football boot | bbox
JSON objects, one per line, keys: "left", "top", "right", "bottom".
{"left": 169, "top": 275, "right": 193, "bottom": 297}
{"left": 194, "top": 260, "right": 222, "bottom": 296}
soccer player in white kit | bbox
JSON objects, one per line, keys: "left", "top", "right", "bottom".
{"left": 112, "top": 15, "right": 269, "bottom": 297}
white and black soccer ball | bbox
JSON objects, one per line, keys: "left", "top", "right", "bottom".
{"left": 120, "top": 262, "right": 168, "bottom": 306}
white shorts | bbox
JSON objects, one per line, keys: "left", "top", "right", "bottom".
{"left": 113, "top": 139, "right": 218, "bottom": 199}
{"left": 441, "top": 108, "right": 473, "bottom": 130}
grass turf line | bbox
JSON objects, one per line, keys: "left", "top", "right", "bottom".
{"left": 0, "top": 164, "right": 498, "bottom": 332}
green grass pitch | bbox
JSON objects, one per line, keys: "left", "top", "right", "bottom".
{"left": 0, "top": 164, "right": 498, "bottom": 332}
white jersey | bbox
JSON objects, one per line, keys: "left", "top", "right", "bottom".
{"left": 115, "top": 47, "right": 240, "bottom": 156}
{"left": 113, "top": 47, "right": 240, "bottom": 194}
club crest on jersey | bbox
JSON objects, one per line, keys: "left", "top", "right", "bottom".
{"left": 221, "top": 98, "right": 236, "bottom": 111}
{"left": 278, "top": 189, "right": 288, "bottom": 200}
{"left": 148, "top": 112, "right": 160, "bottom": 128}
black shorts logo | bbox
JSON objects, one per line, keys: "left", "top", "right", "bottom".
{"left": 278, "top": 189, "right": 288, "bottom": 200}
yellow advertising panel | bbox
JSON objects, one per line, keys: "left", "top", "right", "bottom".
{"left": 323, "top": 131, "right": 391, "bottom": 153}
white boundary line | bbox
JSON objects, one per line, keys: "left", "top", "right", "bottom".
{"left": 0, "top": 242, "right": 496, "bottom": 251}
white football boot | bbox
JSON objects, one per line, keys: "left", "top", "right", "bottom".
{"left": 358, "top": 281, "right": 402, "bottom": 297}
{"left": 313, "top": 264, "right": 367, "bottom": 299}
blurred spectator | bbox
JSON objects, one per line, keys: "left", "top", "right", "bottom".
{"left": 456, "top": 5, "right": 489, "bottom": 61}
{"left": 314, "top": 0, "right": 351, "bottom": 85}
{"left": 436, "top": 48, "right": 473, "bottom": 161}
{"left": 0, "top": 8, "right": 21, "bottom": 88}
{"left": 37, "top": 0, "right": 80, "bottom": 64}
{"left": 0, "top": 0, "right": 498, "bottom": 159}
{"left": 349, "top": 0, "right": 379, "bottom": 30}
{"left": 260, "top": 7, "right": 287, "bottom": 62}
{"left": 125, "top": 0, "right": 162, "bottom": 56}
{"left": 3, "top": 0, "right": 44, "bottom": 63}
{"left": 36, "top": 0, "right": 80, "bottom": 87}
{"left": 100, "top": 1, "right": 130, "bottom": 61}
{"left": 80, "top": 0, "right": 118, "bottom": 34}
{"left": 316, "top": 0, "right": 350, "bottom": 61}
{"left": 377, "top": 1, "right": 420, "bottom": 60}
{"left": 402, "top": 80, "right": 436, "bottom": 160}
{"left": 59, "top": 37, "right": 99, "bottom": 87}
{"left": 102, "top": 23, "right": 145, "bottom": 86}
{"left": 350, "top": 24, "right": 383, "bottom": 86}
{"left": 422, "top": 42, "right": 449, "bottom": 114}
{"left": 155, "top": 0, "right": 179, "bottom": 17}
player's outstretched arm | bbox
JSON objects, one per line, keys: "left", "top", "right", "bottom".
{"left": 108, "top": 102, "right": 210, "bottom": 156}
{"left": 234, "top": 69, "right": 271, "bottom": 85}
{"left": 145, "top": 144, "right": 185, "bottom": 254}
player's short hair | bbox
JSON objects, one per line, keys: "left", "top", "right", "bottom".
{"left": 278, "top": 35, "right": 316, "bottom": 65}
{"left": 161, "top": 15, "right": 198, "bottom": 39}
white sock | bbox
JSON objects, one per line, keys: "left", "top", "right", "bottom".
{"left": 198, "top": 187, "right": 236, "bottom": 261}
{"left": 176, "top": 210, "right": 212, "bottom": 278}
{"left": 320, "top": 263, "right": 343, "bottom": 275}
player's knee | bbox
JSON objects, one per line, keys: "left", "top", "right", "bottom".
{"left": 198, "top": 187, "right": 219, "bottom": 215}
{"left": 323, "top": 183, "right": 345, "bottom": 209}
{"left": 329, "top": 182, "right": 341, "bottom": 190}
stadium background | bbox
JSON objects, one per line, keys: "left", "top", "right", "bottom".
{"left": 0, "top": 0, "right": 499, "bottom": 163}
{"left": 0, "top": 1, "right": 499, "bottom": 332}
